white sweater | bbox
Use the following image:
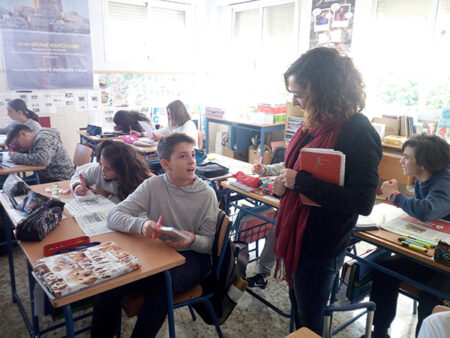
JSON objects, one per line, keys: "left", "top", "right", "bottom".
{"left": 158, "top": 120, "right": 198, "bottom": 148}
{"left": 107, "top": 174, "right": 218, "bottom": 254}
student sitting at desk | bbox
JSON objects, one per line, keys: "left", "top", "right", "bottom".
{"left": 91, "top": 133, "right": 218, "bottom": 337}
{"left": 71, "top": 141, "right": 151, "bottom": 203}
{"left": 6, "top": 124, "right": 74, "bottom": 183}
{"left": 113, "top": 110, "right": 151, "bottom": 136}
{"left": 0, "top": 99, "right": 41, "bottom": 134}
{"left": 151, "top": 100, "right": 198, "bottom": 148}
{"left": 370, "top": 134, "right": 450, "bottom": 338}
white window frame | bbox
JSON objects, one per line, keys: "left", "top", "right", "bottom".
{"left": 103, "top": 0, "right": 194, "bottom": 69}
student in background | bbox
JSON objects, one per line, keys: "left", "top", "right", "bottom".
{"left": 6, "top": 124, "right": 74, "bottom": 183}
{"left": 91, "top": 133, "right": 217, "bottom": 337}
{"left": 418, "top": 306, "right": 450, "bottom": 338}
{"left": 245, "top": 155, "right": 285, "bottom": 288}
{"left": 152, "top": 100, "right": 198, "bottom": 148}
{"left": 272, "top": 47, "right": 382, "bottom": 335}
{"left": 113, "top": 110, "right": 151, "bottom": 135}
{"left": 0, "top": 99, "right": 41, "bottom": 134}
{"left": 71, "top": 140, "right": 151, "bottom": 203}
{"left": 370, "top": 134, "right": 450, "bottom": 338}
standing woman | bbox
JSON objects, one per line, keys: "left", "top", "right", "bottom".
{"left": 273, "top": 47, "right": 382, "bottom": 334}
{"left": 153, "top": 100, "right": 198, "bottom": 148}
{"left": 0, "top": 99, "right": 42, "bottom": 134}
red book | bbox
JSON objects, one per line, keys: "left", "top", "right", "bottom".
{"left": 299, "top": 148, "right": 346, "bottom": 207}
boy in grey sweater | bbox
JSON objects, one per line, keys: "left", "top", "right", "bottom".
{"left": 6, "top": 124, "right": 74, "bottom": 183}
{"left": 91, "top": 133, "right": 218, "bottom": 338}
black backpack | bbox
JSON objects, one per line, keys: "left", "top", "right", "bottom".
{"left": 195, "top": 162, "right": 229, "bottom": 178}
{"left": 193, "top": 211, "right": 249, "bottom": 325}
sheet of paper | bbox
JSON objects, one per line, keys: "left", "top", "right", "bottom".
{"left": 0, "top": 151, "right": 19, "bottom": 168}
{"left": 64, "top": 196, "right": 116, "bottom": 236}
{"left": 138, "top": 121, "right": 154, "bottom": 139}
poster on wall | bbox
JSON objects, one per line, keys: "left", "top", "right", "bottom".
{"left": 310, "top": 0, "right": 355, "bottom": 53}
{"left": 0, "top": 0, "right": 93, "bottom": 90}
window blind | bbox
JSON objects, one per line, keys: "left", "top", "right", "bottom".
{"left": 262, "top": 2, "right": 295, "bottom": 50}
{"left": 108, "top": 1, "right": 148, "bottom": 23}
{"left": 376, "top": 0, "right": 432, "bottom": 18}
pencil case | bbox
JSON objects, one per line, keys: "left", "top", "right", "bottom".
{"left": 433, "top": 240, "right": 450, "bottom": 267}
{"left": 43, "top": 236, "right": 90, "bottom": 256}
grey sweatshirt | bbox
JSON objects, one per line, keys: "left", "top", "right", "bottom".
{"left": 261, "top": 162, "right": 284, "bottom": 176}
{"left": 71, "top": 163, "right": 120, "bottom": 203}
{"left": 107, "top": 174, "right": 218, "bottom": 254}
{"left": 0, "top": 119, "right": 42, "bottom": 134}
{"left": 11, "top": 128, "right": 74, "bottom": 182}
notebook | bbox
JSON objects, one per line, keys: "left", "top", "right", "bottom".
{"left": 299, "top": 148, "right": 346, "bottom": 207}
{"left": 33, "top": 241, "right": 141, "bottom": 298}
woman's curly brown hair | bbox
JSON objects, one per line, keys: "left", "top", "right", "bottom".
{"left": 284, "top": 47, "right": 366, "bottom": 124}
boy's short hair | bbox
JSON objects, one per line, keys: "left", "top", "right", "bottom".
{"left": 403, "top": 134, "right": 450, "bottom": 174}
{"left": 157, "top": 133, "right": 195, "bottom": 161}
{"left": 6, "top": 124, "right": 33, "bottom": 144}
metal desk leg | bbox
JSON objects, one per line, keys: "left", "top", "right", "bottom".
{"left": 28, "top": 263, "right": 40, "bottom": 336}
{"left": 34, "top": 171, "right": 40, "bottom": 185}
{"left": 4, "top": 212, "right": 17, "bottom": 301}
{"left": 260, "top": 129, "right": 265, "bottom": 159}
{"left": 205, "top": 119, "right": 210, "bottom": 153}
{"left": 63, "top": 305, "right": 75, "bottom": 338}
{"left": 165, "top": 270, "right": 175, "bottom": 338}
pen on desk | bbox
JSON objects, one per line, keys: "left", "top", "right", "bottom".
{"left": 398, "top": 236, "right": 433, "bottom": 249}
{"left": 403, "top": 235, "right": 436, "bottom": 248}
{"left": 400, "top": 241, "right": 428, "bottom": 253}
{"left": 398, "top": 238, "right": 427, "bottom": 248}
{"left": 152, "top": 215, "right": 163, "bottom": 239}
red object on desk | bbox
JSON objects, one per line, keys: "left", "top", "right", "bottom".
{"left": 43, "top": 236, "right": 90, "bottom": 256}
{"left": 232, "top": 171, "right": 261, "bottom": 188}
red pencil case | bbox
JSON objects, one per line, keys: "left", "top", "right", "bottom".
{"left": 43, "top": 236, "right": 90, "bottom": 257}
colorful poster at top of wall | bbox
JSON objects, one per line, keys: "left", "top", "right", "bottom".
{"left": 0, "top": 0, "right": 93, "bottom": 90}
{"left": 310, "top": 0, "right": 355, "bottom": 53}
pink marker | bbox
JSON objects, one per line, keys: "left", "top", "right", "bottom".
{"left": 79, "top": 173, "right": 86, "bottom": 189}
{"left": 152, "top": 215, "right": 163, "bottom": 239}
{"left": 259, "top": 156, "right": 263, "bottom": 165}
{"left": 8, "top": 143, "right": 14, "bottom": 152}
{"left": 129, "top": 125, "right": 132, "bottom": 135}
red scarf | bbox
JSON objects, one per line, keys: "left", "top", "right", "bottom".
{"left": 274, "top": 119, "right": 345, "bottom": 286}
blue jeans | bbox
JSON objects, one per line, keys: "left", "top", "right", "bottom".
{"left": 289, "top": 251, "right": 346, "bottom": 335}
{"left": 91, "top": 250, "right": 211, "bottom": 338}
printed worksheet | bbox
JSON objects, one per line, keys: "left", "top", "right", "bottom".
{"left": 64, "top": 196, "right": 117, "bottom": 236}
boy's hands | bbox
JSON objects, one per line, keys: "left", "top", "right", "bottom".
{"left": 141, "top": 220, "right": 195, "bottom": 249}
{"left": 252, "top": 163, "right": 264, "bottom": 175}
{"left": 381, "top": 179, "right": 399, "bottom": 198}
{"left": 166, "top": 230, "right": 195, "bottom": 249}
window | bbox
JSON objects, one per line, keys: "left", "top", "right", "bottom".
{"left": 229, "top": 1, "right": 297, "bottom": 105}
{"left": 366, "top": 0, "right": 450, "bottom": 120}
{"left": 106, "top": 1, "right": 192, "bottom": 66}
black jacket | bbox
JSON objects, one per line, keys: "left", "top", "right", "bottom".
{"left": 293, "top": 113, "right": 382, "bottom": 258}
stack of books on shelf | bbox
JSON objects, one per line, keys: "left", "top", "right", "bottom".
{"left": 285, "top": 116, "right": 303, "bottom": 144}
{"left": 399, "top": 115, "right": 415, "bottom": 137}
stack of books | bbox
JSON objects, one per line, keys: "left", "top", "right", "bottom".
{"left": 285, "top": 116, "right": 303, "bottom": 144}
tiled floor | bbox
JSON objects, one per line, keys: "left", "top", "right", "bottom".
{"left": 1, "top": 245, "right": 420, "bottom": 337}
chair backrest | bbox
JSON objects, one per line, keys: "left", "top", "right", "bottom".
{"left": 214, "top": 209, "right": 231, "bottom": 277}
{"left": 73, "top": 143, "right": 93, "bottom": 168}
{"left": 38, "top": 116, "right": 51, "bottom": 128}
{"left": 198, "top": 130, "right": 204, "bottom": 150}
{"left": 270, "top": 146, "right": 286, "bottom": 164}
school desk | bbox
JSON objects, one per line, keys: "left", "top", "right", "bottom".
{"left": 222, "top": 181, "right": 450, "bottom": 311}
{"left": 204, "top": 117, "right": 285, "bottom": 157}
{"left": 0, "top": 163, "right": 46, "bottom": 184}
{"left": 77, "top": 129, "right": 157, "bottom": 159}
{"left": 0, "top": 181, "right": 185, "bottom": 337}
{"left": 202, "top": 152, "right": 253, "bottom": 181}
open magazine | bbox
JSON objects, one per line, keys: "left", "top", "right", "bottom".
{"left": 33, "top": 241, "right": 141, "bottom": 298}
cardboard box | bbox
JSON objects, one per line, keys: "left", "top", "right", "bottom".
{"left": 372, "top": 117, "right": 400, "bottom": 136}
{"left": 222, "top": 143, "right": 248, "bottom": 162}
{"left": 248, "top": 145, "right": 272, "bottom": 165}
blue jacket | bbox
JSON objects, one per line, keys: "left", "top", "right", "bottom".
{"left": 393, "top": 169, "right": 450, "bottom": 222}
